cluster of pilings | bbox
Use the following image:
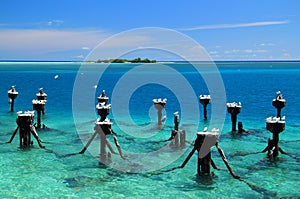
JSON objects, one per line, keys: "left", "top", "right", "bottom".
{"left": 6, "top": 87, "right": 48, "bottom": 148}
{"left": 4, "top": 85, "right": 292, "bottom": 185}
{"left": 199, "top": 95, "right": 244, "bottom": 133}
{"left": 32, "top": 88, "right": 47, "bottom": 129}
{"left": 7, "top": 86, "right": 48, "bottom": 129}
{"left": 263, "top": 91, "right": 286, "bottom": 159}
{"left": 7, "top": 86, "right": 47, "bottom": 148}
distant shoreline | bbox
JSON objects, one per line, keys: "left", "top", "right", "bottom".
{"left": 0, "top": 60, "right": 300, "bottom": 63}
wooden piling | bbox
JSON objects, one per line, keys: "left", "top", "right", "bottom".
{"left": 32, "top": 100, "right": 45, "bottom": 129}
{"left": 170, "top": 112, "right": 186, "bottom": 148}
{"left": 265, "top": 117, "right": 285, "bottom": 158}
{"left": 96, "top": 103, "right": 111, "bottom": 121}
{"left": 153, "top": 98, "right": 167, "bottom": 125}
{"left": 272, "top": 99, "right": 286, "bottom": 118}
{"left": 100, "top": 130, "right": 107, "bottom": 163}
{"left": 36, "top": 88, "right": 47, "bottom": 114}
{"left": 263, "top": 91, "right": 286, "bottom": 158}
{"left": 227, "top": 102, "right": 242, "bottom": 132}
{"left": 199, "top": 95, "right": 211, "bottom": 120}
{"left": 180, "top": 130, "right": 186, "bottom": 148}
{"left": 238, "top": 122, "right": 246, "bottom": 133}
{"left": 195, "top": 130, "right": 219, "bottom": 176}
{"left": 16, "top": 111, "right": 35, "bottom": 147}
{"left": 8, "top": 86, "right": 18, "bottom": 112}
{"left": 97, "top": 90, "right": 109, "bottom": 105}
{"left": 95, "top": 118, "right": 114, "bottom": 164}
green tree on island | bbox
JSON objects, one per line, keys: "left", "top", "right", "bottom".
{"left": 96, "top": 57, "right": 156, "bottom": 63}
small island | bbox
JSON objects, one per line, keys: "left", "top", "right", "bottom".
{"left": 95, "top": 57, "right": 156, "bottom": 63}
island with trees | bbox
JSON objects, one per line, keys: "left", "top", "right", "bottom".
{"left": 95, "top": 57, "right": 156, "bottom": 63}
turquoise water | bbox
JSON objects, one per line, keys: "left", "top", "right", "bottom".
{"left": 0, "top": 61, "right": 299, "bottom": 198}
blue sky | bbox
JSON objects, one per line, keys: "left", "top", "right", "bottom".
{"left": 0, "top": 0, "right": 299, "bottom": 61}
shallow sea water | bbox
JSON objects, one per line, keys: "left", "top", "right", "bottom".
{"left": 0, "top": 61, "right": 299, "bottom": 198}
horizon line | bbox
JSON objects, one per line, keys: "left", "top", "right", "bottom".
{"left": 1, "top": 59, "right": 300, "bottom": 63}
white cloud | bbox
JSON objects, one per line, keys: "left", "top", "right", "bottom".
{"left": 74, "top": 55, "right": 84, "bottom": 59}
{"left": 178, "top": 20, "right": 289, "bottom": 31}
{"left": 224, "top": 49, "right": 268, "bottom": 54}
{"left": 244, "top": 49, "right": 267, "bottom": 53}
{"left": 209, "top": 51, "right": 218, "bottom": 55}
{"left": 257, "top": 43, "right": 275, "bottom": 47}
{"left": 244, "top": 49, "right": 253, "bottom": 53}
{"left": 47, "top": 20, "right": 64, "bottom": 26}
{"left": 0, "top": 29, "right": 110, "bottom": 52}
{"left": 224, "top": 49, "right": 240, "bottom": 54}
{"left": 255, "top": 49, "right": 268, "bottom": 53}
{"left": 0, "top": 28, "right": 157, "bottom": 60}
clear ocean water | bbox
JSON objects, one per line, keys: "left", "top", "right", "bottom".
{"left": 0, "top": 61, "right": 299, "bottom": 198}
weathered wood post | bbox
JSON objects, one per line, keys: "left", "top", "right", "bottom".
{"left": 173, "top": 111, "right": 179, "bottom": 147}
{"left": 153, "top": 98, "right": 167, "bottom": 125}
{"left": 94, "top": 118, "right": 113, "bottom": 164}
{"left": 272, "top": 91, "right": 286, "bottom": 118}
{"left": 96, "top": 103, "right": 112, "bottom": 164}
{"left": 195, "top": 128, "right": 219, "bottom": 175}
{"left": 180, "top": 130, "right": 186, "bottom": 148}
{"left": 96, "top": 102, "right": 111, "bottom": 122}
{"left": 170, "top": 111, "right": 186, "bottom": 148}
{"left": 265, "top": 117, "right": 285, "bottom": 158}
{"left": 7, "top": 111, "right": 44, "bottom": 148}
{"left": 36, "top": 88, "right": 47, "bottom": 114}
{"left": 262, "top": 91, "right": 287, "bottom": 159}
{"left": 227, "top": 102, "right": 242, "bottom": 132}
{"left": 177, "top": 128, "right": 242, "bottom": 180}
{"left": 18, "top": 111, "right": 33, "bottom": 147}
{"left": 199, "top": 95, "right": 211, "bottom": 120}
{"left": 8, "top": 86, "right": 18, "bottom": 112}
